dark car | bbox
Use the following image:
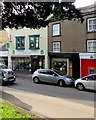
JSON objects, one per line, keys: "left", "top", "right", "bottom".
{"left": 0, "top": 69, "right": 16, "bottom": 85}
{"left": 32, "top": 69, "right": 75, "bottom": 87}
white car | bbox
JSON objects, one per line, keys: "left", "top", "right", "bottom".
{"left": 75, "top": 74, "right": 96, "bottom": 91}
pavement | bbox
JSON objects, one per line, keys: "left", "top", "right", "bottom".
{"left": 1, "top": 71, "right": 95, "bottom": 119}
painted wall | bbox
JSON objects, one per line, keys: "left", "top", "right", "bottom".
{"left": 9, "top": 27, "right": 48, "bottom": 54}
{"left": 8, "top": 27, "right": 49, "bottom": 69}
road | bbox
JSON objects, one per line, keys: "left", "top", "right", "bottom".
{"left": 1, "top": 72, "right": 96, "bottom": 119}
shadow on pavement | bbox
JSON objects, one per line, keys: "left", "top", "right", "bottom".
{"left": 0, "top": 90, "right": 32, "bottom": 111}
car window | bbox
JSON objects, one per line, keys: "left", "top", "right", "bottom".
{"left": 82, "top": 77, "right": 87, "bottom": 80}
{"left": 91, "top": 75, "right": 96, "bottom": 81}
{"left": 0, "top": 71, "right": 2, "bottom": 76}
{"left": 53, "top": 69, "right": 65, "bottom": 76}
{"left": 46, "top": 70, "right": 57, "bottom": 76}
{"left": 82, "top": 76, "right": 92, "bottom": 80}
{"left": 38, "top": 70, "right": 47, "bottom": 74}
{"left": 0, "top": 64, "right": 7, "bottom": 69}
{"left": 84, "top": 76, "right": 94, "bottom": 81}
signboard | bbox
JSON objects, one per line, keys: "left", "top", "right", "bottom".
{"left": 6, "top": 42, "right": 10, "bottom": 48}
{"left": 89, "top": 67, "right": 96, "bottom": 74}
{"left": 12, "top": 50, "right": 15, "bottom": 54}
{"left": 40, "top": 50, "right": 44, "bottom": 55}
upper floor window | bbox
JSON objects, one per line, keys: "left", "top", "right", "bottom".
{"left": 29, "top": 35, "right": 39, "bottom": 49}
{"left": 53, "top": 42, "right": 60, "bottom": 52}
{"left": 87, "top": 40, "right": 96, "bottom": 52}
{"left": 52, "top": 23, "right": 61, "bottom": 36}
{"left": 87, "top": 18, "right": 96, "bottom": 32}
{"left": 16, "top": 36, "right": 25, "bottom": 50}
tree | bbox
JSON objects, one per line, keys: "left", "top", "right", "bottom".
{"left": 1, "top": 2, "right": 84, "bottom": 29}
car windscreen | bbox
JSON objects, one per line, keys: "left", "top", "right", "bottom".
{"left": 0, "top": 64, "right": 8, "bottom": 69}
{"left": 53, "top": 69, "right": 65, "bottom": 76}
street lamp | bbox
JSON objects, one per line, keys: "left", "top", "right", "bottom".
{"left": 8, "top": 35, "right": 12, "bottom": 69}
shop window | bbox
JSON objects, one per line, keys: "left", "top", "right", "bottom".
{"left": 52, "top": 23, "right": 61, "bottom": 36}
{"left": 51, "top": 58, "right": 68, "bottom": 75}
{"left": 16, "top": 37, "right": 25, "bottom": 50}
{"left": 88, "top": 67, "right": 96, "bottom": 74}
{"left": 87, "top": 18, "right": 96, "bottom": 32}
{"left": 53, "top": 42, "right": 60, "bottom": 52}
{"left": 29, "top": 35, "right": 39, "bottom": 49}
{"left": 87, "top": 40, "right": 96, "bottom": 52}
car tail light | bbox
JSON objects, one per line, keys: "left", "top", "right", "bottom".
{"left": 32, "top": 73, "right": 34, "bottom": 75}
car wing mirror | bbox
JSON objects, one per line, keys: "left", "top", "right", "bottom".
{"left": 86, "top": 78, "right": 88, "bottom": 81}
{"left": 53, "top": 74, "right": 58, "bottom": 76}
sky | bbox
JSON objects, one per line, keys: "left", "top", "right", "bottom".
{"left": 74, "top": 0, "right": 96, "bottom": 8}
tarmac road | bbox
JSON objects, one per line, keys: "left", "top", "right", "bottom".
{"left": 1, "top": 72, "right": 96, "bottom": 119}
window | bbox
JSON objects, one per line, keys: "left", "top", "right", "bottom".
{"left": 29, "top": 35, "right": 39, "bottom": 49}
{"left": 39, "top": 70, "right": 46, "bottom": 74}
{"left": 87, "top": 18, "right": 96, "bottom": 32}
{"left": 87, "top": 40, "right": 96, "bottom": 52}
{"left": 91, "top": 75, "right": 96, "bottom": 80}
{"left": 52, "top": 23, "right": 60, "bottom": 36}
{"left": 53, "top": 42, "right": 60, "bottom": 52}
{"left": 46, "top": 70, "right": 55, "bottom": 76}
{"left": 16, "top": 37, "right": 25, "bottom": 49}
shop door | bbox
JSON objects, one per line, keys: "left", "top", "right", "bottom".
{"left": 33, "top": 59, "right": 39, "bottom": 72}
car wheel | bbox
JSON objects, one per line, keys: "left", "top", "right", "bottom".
{"left": 76, "top": 83, "right": 85, "bottom": 91}
{"left": 58, "top": 80, "right": 65, "bottom": 87}
{"left": 33, "top": 77, "right": 40, "bottom": 83}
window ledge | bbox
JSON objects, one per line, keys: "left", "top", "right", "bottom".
{"left": 29, "top": 48, "right": 39, "bottom": 50}
{"left": 16, "top": 48, "right": 25, "bottom": 50}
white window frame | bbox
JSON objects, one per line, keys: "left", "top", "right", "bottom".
{"left": 87, "top": 40, "right": 96, "bottom": 52}
{"left": 52, "top": 23, "right": 60, "bottom": 36}
{"left": 87, "top": 18, "right": 96, "bottom": 32}
{"left": 53, "top": 42, "right": 60, "bottom": 52}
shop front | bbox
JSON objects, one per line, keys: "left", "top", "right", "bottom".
{"left": 48, "top": 52, "right": 80, "bottom": 79}
{"left": 79, "top": 53, "right": 96, "bottom": 77}
{"left": 12, "top": 56, "right": 31, "bottom": 71}
{"left": 12, "top": 55, "right": 45, "bottom": 72}
{"left": 11, "top": 49, "right": 46, "bottom": 72}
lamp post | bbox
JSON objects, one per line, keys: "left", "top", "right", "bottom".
{"left": 6, "top": 28, "right": 12, "bottom": 69}
{"left": 8, "top": 34, "right": 12, "bottom": 69}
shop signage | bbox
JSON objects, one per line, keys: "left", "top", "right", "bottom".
{"left": 12, "top": 50, "right": 15, "bottom": 54}
{"left": 6, "top": 42, "right": 10, "bottom": 48}
{"left": 40, "top": 50, "right": 44, "bottom": 55}
{"left": 90, "top": 56, "right": 93, "bottom": 58}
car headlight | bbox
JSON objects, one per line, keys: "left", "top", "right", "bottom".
{"left": 3, "top": 78, "right": 7, "bottom": 80}
{"left": 3, "top": 73, "right": 6, "bottom": 76}
{"left": 66, "top": 78, "right": 72, "bottom": 82}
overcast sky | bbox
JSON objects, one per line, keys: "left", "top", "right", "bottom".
{"left": 74, "top": 0, "right": 96, "bottom": 8}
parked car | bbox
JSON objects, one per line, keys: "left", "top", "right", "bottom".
{"left": 32, "top": 69, "right": 75, "bottom": 86}
{"left": 0, "top": 64, "right": 16, "bottom": 85}
{"left": 75, "top": 74, "right": 96, "bottom": 91}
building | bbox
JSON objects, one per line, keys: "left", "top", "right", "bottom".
{"left": 8, "top": 27, "right": 49, "bottom": 72}
{"left": 48, "top": 4, "right": 96, "bottom": 79}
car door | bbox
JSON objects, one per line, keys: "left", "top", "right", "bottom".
{"left": 91, "top": 75, "right": 96, "bottom": 90}
{"left": 46, "top": 70, "right": 59, "bottom": 84}
{"left": 84, "top": 76, "right": 95, "bottom": 90}
{"left": 38, "top": 70, "right": 48, "bottom": 82}
{"left": 0, "top": 71, "right": 3, "bottom": 85}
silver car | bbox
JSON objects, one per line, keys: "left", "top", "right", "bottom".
{"left": 0, "top": 64, "right": 16, "bottom": 85}
{"left": 75, "top": 74, "right": 96, "bottom": 91}
{"left": 32, "top": 69, "right": 74, "bottom": 86}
